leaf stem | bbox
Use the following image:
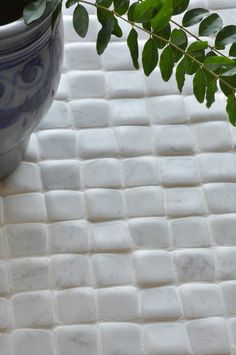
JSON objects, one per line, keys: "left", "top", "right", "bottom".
{"left": 78, "top": 0, "right": 236, "bottom": 93}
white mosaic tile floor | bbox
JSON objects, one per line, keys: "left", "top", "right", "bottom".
{"left": 1, "top": 1, "right": 236, "bottom": 354}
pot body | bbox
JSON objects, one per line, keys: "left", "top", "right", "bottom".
{"left": 0, "top": 9, "right": 64, "bottom": 179}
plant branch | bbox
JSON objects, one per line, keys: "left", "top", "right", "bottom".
{"left": 170, "top": 18, "right": 229, "bottom": 60}
{"left": 78, "top": 0, "right": 236, "bottom": 93}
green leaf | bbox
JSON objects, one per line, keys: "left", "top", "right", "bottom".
{"left": 113, "top": 0, "right": 129, "bottom": 15}
{"left": 96, "top": 0, "right": 112, "bottom": 7}
{"left": 215, "top": 25, "right": 236, "bottom": 49}
{"left": 66, "top": 0, "right": 77, "bottom": 8}
{"left": 112, "top": 17, "right": 123, "bottom": 37}
{"left": 229, "top": 43, "right": 236, "bottom": 57}
{"left": 219, "top": 76, "right": 236, "bottom": 97}
{"left": 153, "top": 24, "right": 171, "bottom": 49}
{"left": 73, "top": 4, "right": 89, "bottom": 38}
{"left": 188, "top": 41, "right": 208, "bottom": 52}
{"left": 182, "top": 8, "right": 209, "bottom": 27}
{"left": 96, "top": 16, "right": 114, "bottom": 55}
{"left": 97, "top": 7, "right": 112, "bottom": 25}
{"left": 151, "top": 0, "right": 173, "bottom": 31}
{"left": 176, "top": 57, "right": 187, "bottom": 92}
{"left": 170, "top": 29, "right": 188, "bottom": 62}
{"left": 160, "top": 45, "right": 174, "bottom": 81}
{"left": 173, "top": 0, "right": 189, "bottom": 15}
{"left": 142, "top": 37, "right": 158, "bottom": 76}
{"left": 127, "top": 28, "right": 139, "bottom": 69}
{"left": 193, "top": 68, "right": 207, "bottom": 103}
{"left": 206, "top": 79, "right": 217, "bottom": 108}
{"left": 132, "top": 0, "right": 160, "bottom": 23}
{"left": 199, "top": 13, "right": 223, "bottom": 36}
{"left": 221, "top": 64, "right": 236, "bottom": 77}
{"left": 204, "top": 56, "right": 234, "bottom": 71}
{"left": 227, "top": 93, "right": 236, "bottom": 126}
{"left": 127, "top": 2, "right": 138, "bottom": 21}
{"left": 185, "top": 56, "right": 198, "bottom": 74}
{"left": 23, "top": 0, "right": 47, "bottom": 24}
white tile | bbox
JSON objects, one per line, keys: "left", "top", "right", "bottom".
{"left": 102, "top": 42, "right": 134, "bottom": 71}
{"left": 12, "top": 291, "right": 53, "bottom": 328}
{"left": 221, "top": 282, "right": 236, "bottom": 315}
{"left": 122, "top": 157, "right": 160, "bottom": 187}
{"left": 153, "top": 125, "right": 195, "bottom": 155}
{"left": 187, "top": 318, "right": 230, "bottom": 355}
{"left": 68, "top": 72, "right": 106, "bottom": 99}
{"left": 85, "top": 189, "right": 124, "bottom": 221}
{"left": 65, "top": 43, "right": 101, "bottom": 70}
{"left": 0, "top": 298, "right": 11, "bottom": 329}
{"left": 9, "top": 258, "right": 50, "bottom": 293}
{"left": 39, "top": 101, "right": 72, "bottom": 130}
{"left": 71, "top": 99, "right": 109, "bottom": 128}
{"left": 180, "top": 284, "right": 223, "bottom": 318}
{"left": 144, "top": 69, "right": 179, "bottom": 96}
{"left": 125, "top": 187, "right": 164, "bottom": 217}
{"left": 4, "top": 193, "right": 46, "bottom": 223}
{"left": 46, "top": 191, "right": 84, "bottom": 221}
{"left": 197, "top": 153, "right": 236, "bottom": 182}
{"left": 1, "top": 163, "right": 41, "bottom": 195}
{"left": 141, "top": 286, "right": 181, "bottom": 320}
{"left": 204, "top": 183, "right": 236, "bottom": 214}
{"left": 91, "top": 221, "right": 132, "bottom": 252}
{"left": 107, "top": 71, "right": 144, "bottom": 98}
{"left": 83, "top": 159, "right": 121, "bottom": 188}
{"left": 6, "top": 224, "right": 47, "bottom": 257}
{"left": 170, "top": 217, "right": 210, "bottom": 248}
{"left": 0, "top": 198, "right": 3, "bottom": 226}
{"left": 110, "top": 99, "right": 149, "bottom": 126}
{"left": 115, "top": 127, "right": 152, "bottom": 157}
{"left": 144, "top": 323, "right": 188, "bottom": 355}
{"left": 195, "top": 122, "right": 232, "bottom": 152}
{"left": 0, "top": 262, "right": 9, "bottom": 295}
{"left": 134, "top": 251, "right": 175, "bottom": 286}
{"left": 40, "top": 160, "right": 80, "bottom": 190}
{"left": 98, "top": 287, "right": 138, "bottom": 321}
{"left": 52, "top": 255, "right": 91, "bottom": 288}
{"left": 56, "top": 325, "right": 98, "bottom": 355}
{"left": 185, "top": 94, "right": 227, "bottom": 123}
{"left": 0, "top": 334, "right": 9, "bottom": 355}
{"left": 147, "top": 95, "right": 187, "bottom": 124}
{"left": 101, "top": 323, "right": 142, "bottom": 355}
{"left": 0, "top": 229, "right": 7, "bottom": 258}
{"left": 217, "top": 247, "right": 236, "bottom": 281}
{"left": 129, "top": 218, "right": 169, "bottom": 249}
{"left": 56, "top": 288, "right": 96, "bottom": 324}
{"left": 78, "top": 129, "right": 118, "bottom": 159}
{"left": 49, "top": 221, "right": 89, "bottom": 254}
{"left": 210, "top": 215, "right": 236, "bottom": 245}
{"left": 160, "top": 157, "right": 200, "bottom": 187}
{"left": 93, "top": 254, "right": 133, "bottom": 287}
{"left": 165, "top": 188, "right": 206, "bottom": 218}
{"left": 13, "top": 330, "right": 55, "bottom": 355}
{"left": 37, "top": 130, "right": 76, "bottom": 160}
{"left": 174, "top": 250, "right": 215, "bottom": 282}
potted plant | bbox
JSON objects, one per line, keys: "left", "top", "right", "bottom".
{"left": 1, "top": 0, "right": 236, "bottom": 178}
{"left": 0, "top": 0, "right": 63, "bottom": 179}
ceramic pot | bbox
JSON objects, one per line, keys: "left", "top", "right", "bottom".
{"left": 0, "top": 7, "right": 64, "bottom": 179}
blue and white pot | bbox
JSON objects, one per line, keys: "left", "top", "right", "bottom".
{"left": 0, "top": 7, "right": 63, "bottom": 179}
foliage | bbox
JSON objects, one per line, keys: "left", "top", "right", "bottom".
{"left": 23, "top": 0, "right": 236, "bottom": 125}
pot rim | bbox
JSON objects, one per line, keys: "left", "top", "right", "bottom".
{"left": 0, "top": 6, "right": 51, "bottom": 40}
